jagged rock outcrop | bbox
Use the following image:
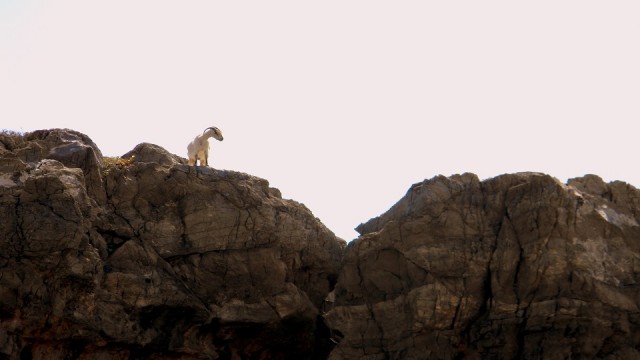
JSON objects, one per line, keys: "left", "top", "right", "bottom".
{"left": 0, "top": 129, "right": 345, "bottom": 359}
{"left": 4, "top": 129, "right": 640, "bottom": 359}
{"left": 325, "top": 173, "right": 640, "bottom": 359}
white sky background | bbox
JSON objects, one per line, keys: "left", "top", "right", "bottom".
{"left": 2, "top": 1, "right": 639, "bottom": 241}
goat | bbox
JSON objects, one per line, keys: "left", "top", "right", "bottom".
{"left": 187, "top": 127, "right": 224, "bottom": 166}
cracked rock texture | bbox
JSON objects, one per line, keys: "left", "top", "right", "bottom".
{"left": 325, "top": 172, "right": 640, "bottom": 359}
{"left": 0, "top": 129, "right": 345, "bottom": 359}
{"left": 3, "top": 129, "right": 640, "bottom": 360}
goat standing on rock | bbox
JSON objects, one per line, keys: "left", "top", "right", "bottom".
{"left": 187, "top": 127, "right": 224, "bottom": 166}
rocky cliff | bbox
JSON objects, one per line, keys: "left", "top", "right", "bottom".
{"left": 0, "top": 129, "right": 345, "bottom": 359}
{"left": 2, "top": 129, "right": 640, "bottom": 359}
{"left": 326, "top": 173, "right": 640, "bottom": 359}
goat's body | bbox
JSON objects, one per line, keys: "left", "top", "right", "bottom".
{"left": 187, "top": 127, "right": 223, "bottom": 166}
{"left": 187, "top": 135, "right": 210, "bottom": 166}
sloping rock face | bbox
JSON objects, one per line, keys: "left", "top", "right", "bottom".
{"left": 0, "top": 129, "right": 345, "bottom": 359}
{"left": 325, "top": 173, "right": 640, "bottom": 359}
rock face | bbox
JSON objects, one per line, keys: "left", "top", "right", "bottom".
{"left": 325, "top": 173, "right": 640, "bottom": 359}
{"left": 0, "top": 129, "right": 345, "bottom": 359}
{"left": 3, "top": 129, "right": 640, "bottom": 360}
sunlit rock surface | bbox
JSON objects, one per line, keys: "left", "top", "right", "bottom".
{"left": 325, "top": 173, "right": 640, "bottom": 359}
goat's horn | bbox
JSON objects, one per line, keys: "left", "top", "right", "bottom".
{"left": 203, "top": 127, "right": 219, "bottom": 134}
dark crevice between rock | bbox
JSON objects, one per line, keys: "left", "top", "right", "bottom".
{"left": 201, "top": 315, "right": 330, "bottom": 360}
{"left": 459, "top": 261, "right": 494, "bottom": 358}
{"left": 515, "top": 307, "right": 530, "bottom": 359}
{"left": 138, "top": 305, "right": 198, "bottom": 353}
{"left": 313, "top": 315, "right": 337, "bottom": 360}
{"left": 19, "top": 346, "right": 31, "bottom": 360}
{"left": 96, "top": 228, "right": 131, "bottom": 257}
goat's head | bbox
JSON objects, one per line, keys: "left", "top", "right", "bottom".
{"left": 203, "top": 127, "right": 224, "bottom": 141}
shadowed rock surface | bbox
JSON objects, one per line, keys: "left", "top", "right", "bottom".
{"left": 0, "top": 129, "right": 345, "bottom": 359}
{"left": 325, "top": 173, "right": 640, "bottom": 359}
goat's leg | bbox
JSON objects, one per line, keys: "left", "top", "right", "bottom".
{"left": 196, "top": 150, "right": 207, "bottom": 167}
{"left": 202, "top": 150, "right": 208, "bottom": 167}
{"left": 192, "top": 156, "right": 200, "bottom": 176}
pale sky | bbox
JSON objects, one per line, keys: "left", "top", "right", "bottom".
{"left": 2, "top": 1, "right": 639, "bottom": 241}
